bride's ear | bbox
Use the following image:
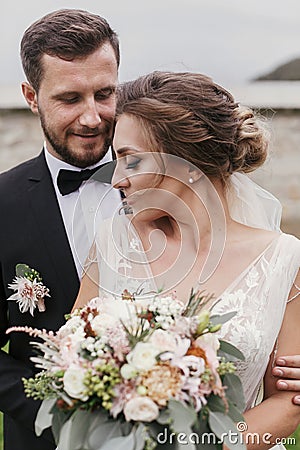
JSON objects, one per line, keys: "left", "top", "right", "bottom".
{"left": 188, "top": 167, "right": 203, "bottom": 184}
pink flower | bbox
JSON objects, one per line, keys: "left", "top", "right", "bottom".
{"left": 7, "top": 276, "right": 50, "bottom": 316}
{"left": 110, "top": 381, "right": 136, "bottom": 418}
{"left": 195, "top": 339, "right": 219, "bottom": 372}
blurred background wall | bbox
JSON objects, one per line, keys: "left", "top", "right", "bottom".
{"left": 1, "top": 0, "right": 300, "bottom": 237}
{"left": 0, "top": 93, "right": 299, "bottom": 237}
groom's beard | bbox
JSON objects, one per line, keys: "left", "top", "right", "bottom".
{"left": 39, "top": 110, "right": 112, "bottom": 168}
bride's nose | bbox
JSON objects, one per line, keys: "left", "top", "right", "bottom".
{"left": 112, "top": 163, "right": 130, "bottom": 190}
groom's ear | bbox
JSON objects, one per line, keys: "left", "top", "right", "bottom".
{"left": 21, "top": 82, "right": 38, "bottom": 114}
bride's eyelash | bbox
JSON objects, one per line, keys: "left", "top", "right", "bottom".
{"left": 126, "top": 157, "right": 141, "bottom": 169}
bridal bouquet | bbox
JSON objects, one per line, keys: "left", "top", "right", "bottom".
{"left": 8, "top": 290, "right": 246, "bottom": 450}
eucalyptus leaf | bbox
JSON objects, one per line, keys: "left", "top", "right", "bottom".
{"left": 35, "top": 398, "right": 56, "bottom": 436}
{"left": 87, "top": 411, "right": 130, "bottom": 449}
{"left": 96, "top": 423, "right": 146, "bottom": 450}
{"left": 227, "top": 401, "right": 245, "bottom": 423}
{"left": 157, "top": 408, "right": 171, "bottom": 425}
{"left": 193, "top": 415, "right": 220, "bottom": 450}
{"left": 219, "top": 340, "right": 245, "bottom": 361}
{"left": 56, "top": 418, "right": 73, "bottom": 450}
{"left": 223, "top": 374, "right": 246, "bottom": 411}
{"left": 51, "top": 409, "right": 73, "bottom": 445}
{"left": 68, "top": 410, "right": 97, "bottom": 450}
{"left": 207, "top": 395, "right": 226, "bottom": 414}
{"left": 168, "top": 399, "right": 197, "bottom": 433}
{"left": 208, "top": 411, "right": 246, "bottom": 450}
{"left": 210, "top": 311, "right": 236, "bottom": 326}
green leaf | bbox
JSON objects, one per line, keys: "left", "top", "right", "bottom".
{"left": 227, "top": 401, "right": 245, "bottom": 424}
{"left": 15, "top": 263, "right": 42, "bottom": 281}
{"left": 15, "top": 263, "right": 31, "bottom": 277}
{"left": 51, "top": 408, "right": 73, "bottom": 445}
{"left": 183, "top": 290, "right": 214, "bottom": 317}
{"left": 56, "top": 417, "right": 73, "bottom": 450}
{"left": 210, "top": 311, "right": 236, "bottom": 326}
{"left": 87, "top": 411, "right": 130, "bottom": 449}
{"left": 157, "top": 408, "right": 172, "bottom": 425}
{"left": 207, "top": 395, "right": 226, "bottom": 414}
{"left": 223, "top": 374, "right": 245, "bottom": 411}
{"left": 35, "top": 398, "right": 56, "bottom": 436}
{"left": 53, "top": 409, "right": 136, "bottom": 450}
{"left": 98, "top": 423, "right": 146, "bottom": 450}
{"left": 193, "top": 414, "right": 222, "bottom": 450}
{"left": 168, "top": 399, "right": 197, "bottom": 433}
{"left": 208, "top": 411, "right": 246, "bottom": 450}
{"left": 219, "top": 340, "right": 245, "bottom": 361}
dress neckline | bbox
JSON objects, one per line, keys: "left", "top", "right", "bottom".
{"left": 124, "top": 215, "right": 283, "bottom": 304}
{"left": 209, "top": 232, "right": 283, "bottom": 310}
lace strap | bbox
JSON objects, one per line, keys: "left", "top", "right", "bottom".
{"left": 287, "top": 281, "right": 300, "bottom": 303}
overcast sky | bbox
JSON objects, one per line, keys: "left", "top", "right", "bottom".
{"left": 1, "top": 0, "right": 300, "bottom": 90}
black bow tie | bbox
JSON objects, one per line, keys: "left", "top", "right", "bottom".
{"left": 57, "top": 161, "right": 116, "bottom": 196}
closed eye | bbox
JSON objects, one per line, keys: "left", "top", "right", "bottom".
{"left": 95, "top": 88, "right": 115, "bottom": 101}
{"left": 126, "top": 157, "right": 141, "bottom": 169}
{"left": 59, "top": 96, "right": 80, "bottom": 104}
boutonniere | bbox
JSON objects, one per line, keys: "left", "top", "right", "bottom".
{"left": 7, "top": 264, "right": 50, "bottom": 316}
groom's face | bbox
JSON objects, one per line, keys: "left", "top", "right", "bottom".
{"left": 24, "top": 43, "right": 118, "bottom": 168}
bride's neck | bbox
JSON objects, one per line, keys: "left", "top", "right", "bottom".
{"left": 133, "top": 212, "right": 211, "bottom": 254}
{"left": 131, "top": 178, "right": 233, "bottom": 251}
{"left": 133, "top": 215, "right": 181, "bottom": 247}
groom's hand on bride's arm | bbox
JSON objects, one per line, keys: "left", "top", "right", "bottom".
{"left": 273, "top": 355, "right": 300, "bottom": 405}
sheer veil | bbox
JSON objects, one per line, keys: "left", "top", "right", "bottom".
{"left": 228, "top": 172, "right": 282, "bottom": 232}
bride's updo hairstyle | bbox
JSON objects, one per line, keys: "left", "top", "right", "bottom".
{"left": 116, "top": 71, "right": 269, "bottom": 182}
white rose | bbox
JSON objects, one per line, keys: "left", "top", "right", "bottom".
{"left": 149, "top": 329, "right": 177, "bottom": 353}
{"left": 124, "top": 396, "right": 159, "bottom": 422}
{"left": 68, "top": 326, "right": 86, "bottom": 351}
{"left": 120, "top": 364, "right": 137, "bottom": 380}
{"left": 63, "top": 365, "right": 88, "bottom": 401}
{"left": 98, "top": 297, "right": 136, "bottom": 322}
{"left": 127, "top": 342, "right": 158, "bottom": 371}
{"left": 58, "top": 316, "right": 85, "bottom": 338}
{"left": 91, "top": 313, "right": 117, "bottom": 334}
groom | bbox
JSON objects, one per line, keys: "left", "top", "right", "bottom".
{"left": 0, "top": 9, "right": 121, "bottom": 450}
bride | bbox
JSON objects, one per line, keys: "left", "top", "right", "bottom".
{"left": 73, "top": 71, "right": 300, "bottom": 448}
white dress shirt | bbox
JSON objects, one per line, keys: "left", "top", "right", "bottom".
{"left": 45, "top": 145, "right": 121, "bottom": 278}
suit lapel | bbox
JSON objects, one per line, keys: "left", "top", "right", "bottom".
{"left": 27, "top": 151, "right": 79, "bottom": 301}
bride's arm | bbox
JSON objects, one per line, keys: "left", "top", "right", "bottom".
{"left": 241, "top": 270, "right": 300, "bottom": 449}
{"left": 71, "top": 263, "right": 99, "bottom": 312}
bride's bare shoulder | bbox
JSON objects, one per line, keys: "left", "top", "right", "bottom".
{"left": 231, "top": 221, "right": 279, "bottom": 239}
{"left": 227, "top": 222, "right": 281, "bottom": 257}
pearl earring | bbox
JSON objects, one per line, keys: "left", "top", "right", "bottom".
{"left": 188, "top": 177, "right": 194, "bottom": 184}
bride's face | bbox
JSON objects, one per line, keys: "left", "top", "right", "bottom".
{"left": 112, "top": 114, "right": 191, "bottom": 215}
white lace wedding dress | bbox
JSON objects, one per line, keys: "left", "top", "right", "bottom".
{"left": 89, "top": 212, "right": 300, "bottom": 440}
{"left": 75, "top": 167, "right": 300, "bottom": 449}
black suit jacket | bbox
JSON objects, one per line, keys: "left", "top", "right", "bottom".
{"left": 0, "top": 151, "right": 80, "bottom": 450}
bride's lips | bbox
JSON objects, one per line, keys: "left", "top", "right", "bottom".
{"left": 123, "top": 193, "right": 142, "bottom": 206}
